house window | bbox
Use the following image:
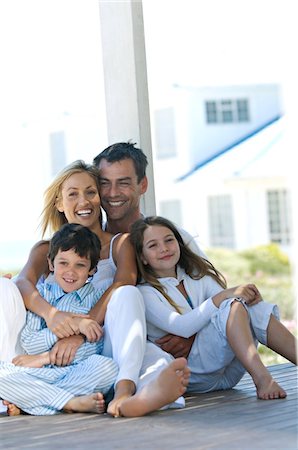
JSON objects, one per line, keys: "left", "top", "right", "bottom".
{"left": 205, "top": 98, "right": 250, "bottom": 124}
{"left": 208, "top": 195, "right": 235, "bottom": 248}
{"left": 267, "top": 190, "right": 291, "bottom": 245}
{"left": 154, "top": 107, "right": 177, "bottom": 158}
{"left": 159, "top": 199, "right": 182, "bottom": 227}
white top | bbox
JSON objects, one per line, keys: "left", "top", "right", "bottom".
{"left": 137, "top": 266, "right": 223, "bottom": 341}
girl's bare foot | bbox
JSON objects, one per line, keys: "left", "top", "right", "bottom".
{"left": 256, "top": 375, "right": 287, "bottom": 400}
{"left": 2, "top": 400, "right": 22, "bottom": 416}
{"left": 63, "top": 392, "right": 105, "bottom": 414}
{"left": 115, "top": 357, "right": 190, "bottom": 417}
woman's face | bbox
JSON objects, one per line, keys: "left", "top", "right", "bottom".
{"left": 56, "top": 172, "right": 101, "bottom": 230}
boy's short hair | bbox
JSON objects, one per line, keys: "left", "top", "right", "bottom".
{"left": 48, "top": 223, "right": 101, "bottom": 271}
{"left": 93, "top": 142, "right": 148, "bottom": 183}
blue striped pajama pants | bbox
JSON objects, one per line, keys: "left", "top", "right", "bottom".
{"left": 0, "top": 354, "right": 118, "bottom": 415}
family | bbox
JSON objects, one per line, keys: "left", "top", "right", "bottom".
{"left": 0, "top": 142, "right": 297, "bottom": 418}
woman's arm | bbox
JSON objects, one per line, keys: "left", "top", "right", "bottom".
{"left": 89, "top": 233, "right": 137, "bottom": 324}
{"left": 15, "top": 241, "right": 86, "bottom": 337}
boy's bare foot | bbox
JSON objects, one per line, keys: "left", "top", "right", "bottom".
{"left": 12, "top": 353, "right": 49, "bottom": 368}
{"left": 2, "top": 400, "right": 22, "bottom": 416}
{"left": 107, "top": 379, "right": 136, "bottom": 417}
{"left": 256, "top": 375, "right": 287, "bottom": 400}
{"left": 112, "top": 357, "right": 190, "bottom": 418}
{"left": 63, "top": 392, "right": 105, "bottom": 414}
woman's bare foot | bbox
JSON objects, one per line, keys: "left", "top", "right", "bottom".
{"left": 112, "top": 357, "right": 190, "bottom": 418}
{"left": 63, "top": 392, "right": 105, "bottom": 414}
{"left": 107, "top": 380, "right": 136, "bottom": 417}
{"left": 255, "top": 375, "right": 287, "bottom": 400}
{"left": 2, "top": 400, "right": 22, "bottom": 416}
{"left": 12, "top": 353, "right": 50, "bottom": 368}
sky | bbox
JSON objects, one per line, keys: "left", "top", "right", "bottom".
{"left": 0, "top": 0, "right": 297, "bottom": 270}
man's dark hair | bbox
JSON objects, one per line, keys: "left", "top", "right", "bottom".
{"left": 48, "top": 223, "right": 101, "bottom": 271}
{"left": 93, "top": 142, "right": 148, "bottom": 183}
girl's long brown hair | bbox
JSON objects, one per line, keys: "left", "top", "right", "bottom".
{"left": 130, "top": 216, "right": 227, "bottom": 313}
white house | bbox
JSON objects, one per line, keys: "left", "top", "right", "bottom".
{"left": 152, "top": 84, "right": 291, "bottom": 256}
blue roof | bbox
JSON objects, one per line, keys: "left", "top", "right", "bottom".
{"left": 177, "top": 115, "right": 284, "bottom": 181}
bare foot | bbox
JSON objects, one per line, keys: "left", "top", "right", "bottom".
{"left": 63, "top": 392, "right": 105, "bottom": 414}
{"left": 256, "top": 375, "right": 287, "bottom": 400}
{"left": 114, "top": 357, "right": 190, "bottom": 418}
{"left": 2, "top": 400, "right": 22, "bottom": 416}
{"left": 107, "top": 379, "right": 136, "bottom": 418}
{"left": 12, "top": 353, "right": 50, "bottom": 368}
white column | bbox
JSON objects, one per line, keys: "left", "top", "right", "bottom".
{"left": 98, "top": 0, "right": 156, "bottom": 216}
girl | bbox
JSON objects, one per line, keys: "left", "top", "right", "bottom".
{"left": 130, "top": 216, "right": 297, "bottom": 400}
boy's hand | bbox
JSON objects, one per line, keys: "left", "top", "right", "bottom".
{"left": 49, "top": 335, "right": 84, "bottom": 366}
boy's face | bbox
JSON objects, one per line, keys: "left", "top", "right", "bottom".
{"left": 49, "top": 249, "right": 93, "bottom": 293}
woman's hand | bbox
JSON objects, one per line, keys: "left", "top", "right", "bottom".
{"left": 75, "top": 317, "right": 103, "bottom": 342}
{"left": 46, "top": 308, "right": 90, "bottom": 338}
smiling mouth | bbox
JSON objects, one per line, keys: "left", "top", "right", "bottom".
{"left": 76, "top": 209, "right": 92, "bottom": 217}
{"left": 106, "top": 201, "right": 126, "bottom": 207}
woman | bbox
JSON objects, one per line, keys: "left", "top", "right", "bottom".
{"left": 0, "top": 161, "right": 189, "bottom": 417}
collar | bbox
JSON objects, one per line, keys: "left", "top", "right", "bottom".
{"left": 44, "top": 280, "right": 95, "bottom": 302}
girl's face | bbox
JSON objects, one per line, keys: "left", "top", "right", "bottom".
{"left": 56, "top": 172, "right": 101, "bottom": 231}
{"left": 49, "top": 248, "right": 92, "bottom": 293}
{"left": 141, "top": 225, "right": 180, "bottom": 278}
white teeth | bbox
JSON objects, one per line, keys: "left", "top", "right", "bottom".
{"left": 77, "top": 209, "right": 92, "bottom": 216}
{"left": 64, "top": 278, "right": 75, "bottom": 283}
{"left": 108, "top": 201, "right": 124, "bottom": 207}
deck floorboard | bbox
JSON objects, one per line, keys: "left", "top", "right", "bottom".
{"left": 0, "top": 363, "right": 297, "bottom": 450}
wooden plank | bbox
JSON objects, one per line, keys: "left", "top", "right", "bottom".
{"left": 0, "top": 363, "right": 297, "bottom": 450}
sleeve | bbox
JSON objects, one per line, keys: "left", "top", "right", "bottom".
{"left": 139, "top": 286, "right": 218, "bottom": 338}
{"left": 21, "top": 312, "right": 58, "bottom": 355}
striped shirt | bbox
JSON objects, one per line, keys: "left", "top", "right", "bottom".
{"left": 21, "top": 280, "right": 105, "bottom": 364}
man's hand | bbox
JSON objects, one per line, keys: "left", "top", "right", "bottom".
{"left": 75, "top": 318, "right": 103, "bottom": 342}
{"left": 49, "top": 335, "right": 84, "bottom": 366}
{"left": 155, "top": 334, "right": 195, "bottom": 358}
{"left": 46, "top": 309, "right": 90, "bottom": 338}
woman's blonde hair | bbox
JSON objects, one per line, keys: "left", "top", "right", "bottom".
{"left": 40, "top": 160, "right": 101, "bottom": 237}
{"left": 130, "top": 216, "right": 227, "bottom": 313}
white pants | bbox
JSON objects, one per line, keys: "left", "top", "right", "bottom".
{"left": 0, "top": 277, "right": 26, "bottom": 362}
{"left": 102, "top": 285, "right": 184, "bottom": 408}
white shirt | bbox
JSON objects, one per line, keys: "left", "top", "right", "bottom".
{"left": 137, "top": 266, "right": 223, "bottom": 341}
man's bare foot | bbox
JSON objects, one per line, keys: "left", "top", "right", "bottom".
{"left": 107, "top": 379, "right": 135, "bottom": 417}
{"left": 256, "top": 375, "right": 287, "bottom": 400}
{"left": 63, "top": 392, "right": 105, "bottom": 414}
{"left": 12, "top": 353, "right": 50, "bottom": 368}
{"left": 2, "top": 400, "right": 22, "bottom": 416}
{"left": 114, "top": 357, "right": 190, "bottom": 418}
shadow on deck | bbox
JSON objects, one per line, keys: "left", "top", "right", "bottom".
{"left": 0, "top": 363, "right": 297, "bottom": 450}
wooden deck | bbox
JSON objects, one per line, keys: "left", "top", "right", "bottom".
{"left": 0, "top": 363, "right": 297, "bottom": 450}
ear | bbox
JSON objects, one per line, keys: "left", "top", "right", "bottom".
{"left": 139, "top": 176, "right": 148, "bottom": 195}
{"left": 55, "top": 197, "right": 64, "bottom": 213}
{"left": 47, "top": 257, "right": 54, "bottom": 272}
{"left": 141, "top": 254, "right": 148, "bottom": 265}
{"left": 88, "top": 267, "right": 97, "bottom": 276}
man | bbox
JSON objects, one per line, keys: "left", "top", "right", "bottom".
{"left": 93, "top": 142, "right": 205, "bottom": 358}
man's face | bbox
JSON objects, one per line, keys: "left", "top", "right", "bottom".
{"left": 98, "top": 158, "right": 148, "bottom": 221}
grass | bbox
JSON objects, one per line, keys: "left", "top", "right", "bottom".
{"left": 206, "top": 244, "right": 297, "bottom": 366}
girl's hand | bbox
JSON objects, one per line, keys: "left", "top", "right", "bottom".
{"left": 231, "top": 284, "right": 262, "bottom": 306}
{"left": 212, "top": 284, "right": 262, "bottom": 308}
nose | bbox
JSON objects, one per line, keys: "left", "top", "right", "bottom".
{"left": 77, "top": 192, "right": 89, "bottom": 205}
